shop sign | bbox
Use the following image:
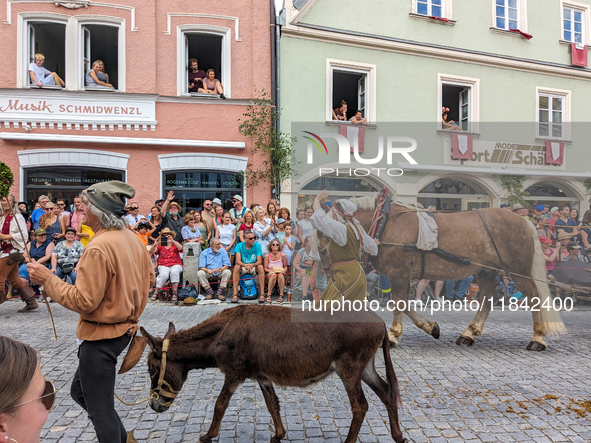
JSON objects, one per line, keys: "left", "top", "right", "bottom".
{"left": 444, "top": 139, "right": 566, "bottom": 170}
{"left": 0, "top": 91, "right": 156, "bottom": 125}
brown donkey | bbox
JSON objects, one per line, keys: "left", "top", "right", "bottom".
{"left": 128, "top": 305, "right": 408, "bottom": 443}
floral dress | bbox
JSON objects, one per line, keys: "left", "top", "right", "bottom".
{"left": 253, "top": 218, "right": 275, "bottom": 256}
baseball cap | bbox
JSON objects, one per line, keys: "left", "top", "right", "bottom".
{"left": 535, "top": 204, "right": 544, "bottom": 211}
{"left": 212, "top": 198, "right": 222, "bottom": 205}
{"left": 500, "top": 203, "right": 509, "bottom": 208}
{"left": 538, "top": 235, "right": 552, "bottom": 244}
{"left": 232, "top": 195, "right": 243, "bottom": 202}
{"left": 277, "top": 218, "right": 286, "bottom": 224}
{"left": 567, "top": 242, "right": 582, "bottom": 250}
{"left": 550, "top": 206, "right": 559, "bottom": 213}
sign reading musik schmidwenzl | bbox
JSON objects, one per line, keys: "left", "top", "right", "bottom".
{"left": 444, "top": 139, "right": 566, "bottom": 170}
{"left": 0, "top": 91, "right": 156, "bottom": 125}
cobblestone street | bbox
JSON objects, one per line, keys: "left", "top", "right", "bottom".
{"left": 1, "top": 299, "right": 590, "bottom": 443}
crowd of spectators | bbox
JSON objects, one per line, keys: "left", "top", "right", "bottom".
{"left": 10, "top": 191, "right": 591, "bottom": 307}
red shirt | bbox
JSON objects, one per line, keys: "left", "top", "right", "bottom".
{"left": 156, "top": 245, "right": 182, "bottom": 267}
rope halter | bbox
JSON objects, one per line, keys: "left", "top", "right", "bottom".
{"left": 149, "top": 339, "right": 179, "bottom": 407}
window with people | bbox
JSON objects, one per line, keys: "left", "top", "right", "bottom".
{"left": 331, "top": 69, "right": 368, "bottom": 123}
{"left": 25, "top": 19, "right": 121, "bottom": 90}
{"left": 185, "top": 33, "right": 226, "bottom": 98}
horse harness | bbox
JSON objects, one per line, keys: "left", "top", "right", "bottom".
{"left": 150, "top": 339, "right": 179, "bottom": 407}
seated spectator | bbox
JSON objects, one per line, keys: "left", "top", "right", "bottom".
{"left": 75, "top": 214, "right": 95, "bottom": 247}
{"left": 539, "top": 235, "right": 559, "bottom": 276}
{"left": 51, "top": 227, "right": 84, "bottom": 284}
{"left": 280, "top": 222, "right": 296, "bottom": 299}
{"left": 0, "top": 336, "right": 53, "bottom": 443}
{"left": 264, "top": 240, "right": 287, "bottom": 303}
{"left": 441, "top": 107, "right": 461, "bottom": 130}
{"left": 444, "top": 275, "right": 474, "bottom": 301}
{"left": 29, "top": 53, "right": 64, "bottom": 87}
{"left": 349, "top": 110, "right": 368, "bottom": 125}
{"left": 200, "top": 69, "right": 226, "bottom": 99}
{"left": 149, "top": 228, "right": 183, "bottom": 302}
{"left": 215, "top": 212, "right": 236, "bottom": 263}
{"left": 232, "top": 231, "right": 265, "bottom": 303}
{"left": 182, "top": 213, "right": 204, "bottom": 245}
{"left": 85, "top": 60, "right": 113, "bottom": 88}
{"left": 332, "top": 100, "right": 347, "bottom": 121}
{"left": 564, "top": 242, "right": 589, "bottom": 262}
{"left": 19, "top": 228, "right": 54, "bottom": 287}
{"left": 197, "top": 238, "right": 231, "bottom": 301}
{"left": 188, "top": 58, "right": 206, "bottom": 93}
{"left": 133, "top": 220, "right": 156, "bottom": 246}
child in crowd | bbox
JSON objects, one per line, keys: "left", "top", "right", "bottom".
{"left": 133, "top": 220, "right": 156, "bottom": 246}
{"left": 281, "top": 223, "right": 296, "bottom": 300}
{"left": 216, "top": 212, "right": 237, "bottom": 265}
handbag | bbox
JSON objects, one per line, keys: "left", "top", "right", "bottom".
{"left": 177, "top": 282, "right": 197, "bottom": 302}
{"left": 61, "top": 262, "right": 75, "bottom": 274}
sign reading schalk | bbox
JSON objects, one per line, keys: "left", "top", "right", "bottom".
{"left": 444, "top": 139, "right": 566, "bottom": 170}
{"left": 0, "top": 92, "right": 156, "bottom": 125}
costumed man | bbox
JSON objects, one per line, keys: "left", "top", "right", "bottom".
{"left": 0, "top": 193, "right": 37, "bottom": 312}
{"left": 27, "top": 181, "right": 155, "bottom": 443}
{"left": 310, "top": 190, "right": 379, "bottom": 303}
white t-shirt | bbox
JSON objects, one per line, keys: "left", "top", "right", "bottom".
{"left": 29, "top": 63, "right": 50, "bottom": 82}
{"left": 298, "top": 219, "right": 314, "bottom": 241}
{"left": 217, "top": 223, "right": 236, "bottom": 246}
{"left": 124, "top": 214, "right": 146, "bottom": 226}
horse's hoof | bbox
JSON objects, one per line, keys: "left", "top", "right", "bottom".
{"left": 431, "top": 323, "right": 440, "bottom": 339}
{"left": 456, "top": 336, "right": 474, "bottom": 346}
{"left": 526, "top": 341, "right": 546, "bottom": 352}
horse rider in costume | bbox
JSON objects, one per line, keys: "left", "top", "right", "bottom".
{"left": 0, "top": 193, "right": 38, "bottom": 312}
{"left": 311, "top": 190, "right": 380, "bottom": 303}
{"left": 28, "top": 181, "right": 155, "bottom": 443}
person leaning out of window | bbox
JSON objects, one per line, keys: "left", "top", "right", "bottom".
{"left": 199, "top": 69, "right": 226, "bottom": 99}
{"left": 29, "top": 53, "right": 65, "bottom": 88}
{"left": 85, "top": 60, "right": 113, "bottom": 88}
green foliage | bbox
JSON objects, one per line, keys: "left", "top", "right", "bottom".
{"left": 500, "top": 175, "right": 530, "bottom": 207}
{"left": 238, "top": 89, "right": 298, "bottom": 191}
{"left": 0, "top": 161, "right": 14, "bottom": 198}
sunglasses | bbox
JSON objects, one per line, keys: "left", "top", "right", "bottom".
{"left": 11, "top": 380, "right": 55, "bottom": 411}
{"left": 130, "top": 206, "right": 139, "bottom": 210}
{"left": 246, "top": 237, "right": 255, "bottom": 240}
{"left": 57, "top": 203, "right": 65, "bottom": 207}
{"left": 271, "top": 243, "right": 280, "bottom": 247}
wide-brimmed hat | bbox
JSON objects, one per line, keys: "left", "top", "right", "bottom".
{"left": 538, "top": 235, "right": 552, "bottom": 244}
{"left": 232, "top": 194, "right": 243, "bottom": 202}
{"left": 169, "top": 202, "right": 183, "bottom": 212}
{"left": 212, "top": 198, "right": 222, "bottom": 205}
{"left": 512, "top": 203, "right": 524, "bottom": 211}
{"left": 557, "top": 231, "right": 571, "bottom": 241}
{"left": 160, "top": 228, "right": 176, "bottom": 238}
{"left": 34, "top": 228, "right": 47, "bottom": 236}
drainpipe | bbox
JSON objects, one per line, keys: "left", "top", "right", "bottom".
{"left": 273, "top": 0, "right": 284, "bottom": 202}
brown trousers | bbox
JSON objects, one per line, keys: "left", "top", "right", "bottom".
{"left": 0, "top": 256, "right": 25, "bottom": 292}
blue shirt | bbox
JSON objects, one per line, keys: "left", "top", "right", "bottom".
{"left": 199, "top": 247, "right": 231, "bottom": 270}
{"left": 30, "top": 208, "right": 46, "bottom": 229}
{"left": 235, "top": 241, "right": 262, "bottom": 264}
{"left": 181, "top": 225, "right": 202, "bottom": 241}
{"left": 555, "top": 218, "right": 577, "bottom": 233}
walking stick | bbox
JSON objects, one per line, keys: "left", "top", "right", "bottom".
{"left": 13, "top": 212, "right": 58, "bottom": 340}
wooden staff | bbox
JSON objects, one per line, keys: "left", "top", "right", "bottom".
{"left": 13, "top": 211, "right": 58, "bottom": 340}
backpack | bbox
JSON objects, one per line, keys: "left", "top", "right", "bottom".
{"left": 239, "top": 274, "right": 258, "bottom": 300}
{"left": 177, "top": 282, "right": 197, "bottom": 303}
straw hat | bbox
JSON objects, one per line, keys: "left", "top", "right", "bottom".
{"left": 160, "top": 227, "right": 176, "bottom": 238}
{"left": 557, "top": 231, "right": 571, "bottom": 241}
{"left": 169, "top": 202, "right": 183, "bottom": 212}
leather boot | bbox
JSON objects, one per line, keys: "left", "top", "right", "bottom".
{"left": 17, "top": 286, "right": 38, "bottom": 312}
{"left": 126, "top": 430, "right": 138, "bottom": 443}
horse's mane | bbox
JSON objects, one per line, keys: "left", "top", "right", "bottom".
{"left": 349, "top": 194, "right": 423, "bottom": 212}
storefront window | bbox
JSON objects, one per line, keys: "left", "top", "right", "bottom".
{"left": 524, "top": 181, "right": 578, "bottom": 211}
{"left": 163, "top": 171, "right": 243, "bottom": 210}
{"left": 299, "top": 176, "right": 379, "bottom": 209}
{"left": 418, "top": 177, "right": 490, "bottom": 211}
{"left": 24, "top": 167, "right": 124, "bottom": 211}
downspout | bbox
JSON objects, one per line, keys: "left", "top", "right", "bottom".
{"left": 274, "top": 3, "right": 283, "bottom": 202}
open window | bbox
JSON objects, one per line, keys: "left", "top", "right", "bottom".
{"left": 439, "top": 74, "right": 480, "bottom": 133}
{"left": 177, "top": 26, "right": 231, "bottom": 97}
{"left": 27, "top": 22, "right": 66, "bottom": 88}
{"left": 184, "top": 33, "right": 223, "bottom": 95}
{"left": 82, "top": 24, "right": 119, "bottom": 90}
{"left": 332, "top": 70, "right": 367, "bottom": 121}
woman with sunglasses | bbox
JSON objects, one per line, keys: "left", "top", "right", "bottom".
{"left": 264, "top": 240, "right": 287, "bottom": 303}
{"left": 37, "top": 202, "right": 65, "bottom": 244}
{"left": 0, "top": 336, "right": 55, "bottom": 443}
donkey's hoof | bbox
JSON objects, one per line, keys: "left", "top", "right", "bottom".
{"left": 431, "top": 323, "right": 440, "bottom": 339}
{"left": 526, "top": 341, "right": 546, "bottom": 352}
{"left": 456, "top": 336, "right": 474, "bottom": 346}
{"left": 199, "top": 436, "right": 212, "bottom": 443}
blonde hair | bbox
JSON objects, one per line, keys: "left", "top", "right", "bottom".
{"left": 34, "top": 53, "right": 45, "bottom": 61}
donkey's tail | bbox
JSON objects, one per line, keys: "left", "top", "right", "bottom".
{"left": 528, "top": 222, "right": 566, "bottom": 335}
{"left": 382, "top": 326, "right": 402, "bottom": 408}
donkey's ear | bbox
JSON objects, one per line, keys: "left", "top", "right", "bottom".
{"left": 165, "top": 322, "right": 176, "bottom": 338}
{"left": 119, "top": 335, "right": 148, "bottom": 374}
{"left": 140, "top": 327, "right": 157, "bottom": 349}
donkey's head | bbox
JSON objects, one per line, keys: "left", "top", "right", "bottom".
{"left": 140, "top": 323, "right": 189, "bottom": 412}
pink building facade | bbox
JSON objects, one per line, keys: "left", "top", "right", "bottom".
{"left": 0, "top": 0, "right": 272, "bottom": 212}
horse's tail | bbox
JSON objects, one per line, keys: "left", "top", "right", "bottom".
{"left": 528, "top": 222, "right": 566, "bottom": 335}
{"left": 382, "top": 326, "right": 402, "bottom": 408}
